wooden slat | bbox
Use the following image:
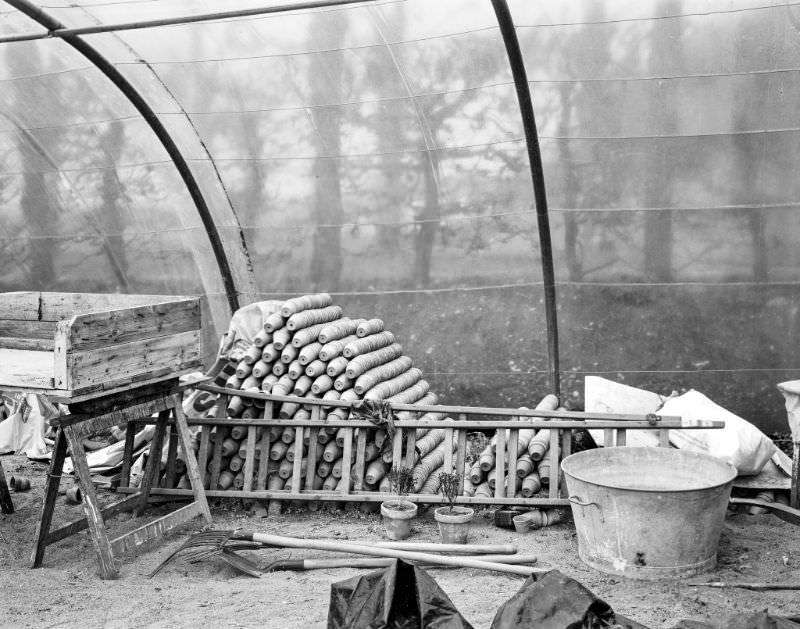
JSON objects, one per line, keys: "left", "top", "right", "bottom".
{"left": 616, "top": 429, "right": 627, "bottom": 447}
{"left": 117, "top": 486, "right": 573, "bottom": 507}
{"left": 604, "top": 428, "right": 614, "bottom": 448}
{"left": 659, "top": 429, "right": 670, "bottom": 447}
{"left": 30, "top": 428, "right": 67, "bottom": 568}
{"left": 170, "top": 395, "right": 211, "bottom": 522}
{"left": 560, "top": 428, "right": 572, "bottom": 497}
{"left": 0, "top": 337, "right": 54, "bottom": 351}
{"left": 164, "top": 425, "right": 179, "bottom": 488}
{"left": 305, "top": 427, "right": 319, "bottom": 489}
{"left": 494, "top": 428, "right": 505, "bottom": 499}
{"left": 210, "top": 425, "right": 225, "bottom": 490}
{"left": 444, "top": 428, "right": 454, "bottom": 474}
{"left": 353, "top": 429, "right": 367, "bottom": 490}
{"left": 68, "top": 395, "right": 173, "bottom": 439}
{"left": 67, "top": 299, "right": 200, "bottom": 351}
{"left": 405, "top": 427, "right": 417, "bottom": 468}
{"left": 340, "top": 428, "right": 353, "bottom": 495}
{"left": 243, "top": 426, "right": 257, "bottom": 491}
{"left": 548, "top": 430, "right": 559, "bottom": 499}
{"left": 0, "top": 292, "right": 42, "bottom": 320}
{"left": 38, "top": 292, "right": 186, "bottom": 321}
{"left": 0, "top": 348, "right": 53, "bottom": 388}
{"left": 110, "top": 501, "right": 203, "bottom": 557}
{"left": 45, "top": 495, "right": 141, "bottom": 545}
{"left": 62, "top": 425, "right": 118, "bottom": 579}
{"left": 197, "top": 425, "right": 211, "bottom": 486}
{"left": 392, "top": 428, "right": 403, "bottom": 468}
{"left": 136, "top": 410, "right": 169, "bottom": 513}
{"left": 455, "top": 429, "right": 467, "bottom": 495}
{"left": 67, "top": 330, "right": 202, "bottom": 391}
{"left": 0, "top": 319, "right": 55, "bottom": 339}
{"left": 118, "top": 422, "right": 138, "bottom": 489}
{"left": 507, "top": 428, "right": 519, "bottom": 497}
{"left": 291, "top": 427, "right": 304, "bottom": 488}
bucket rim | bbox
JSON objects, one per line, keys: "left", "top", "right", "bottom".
{"left": 560, "top": 446, "right": 737, "bottom": 493}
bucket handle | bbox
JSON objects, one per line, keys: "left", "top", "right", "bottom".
{"left": 568, "top": 495, "right": 604, "bottom": 522}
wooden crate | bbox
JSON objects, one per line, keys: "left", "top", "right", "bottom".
{"left": 0, "top": 292, "right": 203, "bottom": 402}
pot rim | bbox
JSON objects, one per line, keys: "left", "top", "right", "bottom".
{"left": 434, "top": 505, "right": 474, "bottom": 524}
{"left": 381, "top": 499, "right": 418, "bottom": 520}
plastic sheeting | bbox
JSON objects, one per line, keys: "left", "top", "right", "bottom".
{"left": 1, "top": 1, "right": 800, "bottom": 430}
{"left": 327, "top": 559, "right": 473, "bottom": 629}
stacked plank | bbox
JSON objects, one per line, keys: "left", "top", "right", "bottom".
{"left": 462, "top": 395, "right": 561, "bottom": 499}
{"left": 176, "top": 293, "right": 463, "bottom": 500}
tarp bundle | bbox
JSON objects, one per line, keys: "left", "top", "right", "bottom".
{"left": 490, "top": 570, "right": 647, "bottom": 629}
{"left": 327, "top": 559, "right": 473, "bottom": 629}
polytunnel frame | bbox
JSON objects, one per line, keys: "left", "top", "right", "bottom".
{"left": 1, "top": 0, "right": 561, "bottom": 398}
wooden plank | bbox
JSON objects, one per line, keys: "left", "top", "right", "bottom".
{"left": 67, "top": 330, "right": 202, "bottom": 391}
{"left": 67, "top": 299, "right": 200, "bottom": 351}
{"left": 197, "top": 425, "right": 211, "bottom": 487}
{"left": 0, "top": 337, "right": 54, "bottom": 351}
{"left": 118, "top": 421, "right": 138, "bottom": 489}
{"left": 68, "top": 395, "right": 172, "bottom": 439}
{"left": 455, "top": 429, "right": 467, "bottom": 495}
{"left": 45, "top": 495, "right": 141, "bottom": 545}
{"left": 494, "top": 428, "right": 505, "bottom": 499}
{"left": 0, "top": 348, "right": 53, "bottom": 388}
{"left": 0, "top": 292, "right": 41, "bottom": 320}
{"left": 659, "top": 429, "right": 670, "bottom": 447}
{"left": 243, "top": 426, "right": 257, "bottom": 492}
{"left": 616, "top": 429, "right": 627, "bottom": 447}
{"left": 164, "top": 424, "right": 179, "bottom": 489}
{"left": 305, "top": 427, "right": 319, "bottom": 490}
{"left": 548, "top": 429, "right": 559, "bottom": 499}
{"left": 392, "top": 428, "right": 403, "bottom": 468}
{"left": 30, "top": 429, "right": 67, "bottom": 567}
{"left": 39, "top": 293, "right": 189, "bottom": 321}
{"left": 291, "top": 427, "right": 304, "bottom": 489}
{"left": 507, "top": 429, "right": 519, "bottom": 497}
{"left": 405, "top": 426, "right": 417, "bottom": 469}
{"left": 256, "top": 428, "right": 271, "bottom": 491}
{"left": 560, "top": 429, "right": 572, "bottom": 498}
{"left": 340, "top": 427, "right": 353, "bottom": 495}
{"left": 116, "top": 486, "right": 573, "bottom": 507}
{"left": 62, "top": 425, "right": 119, "bottom": 579}
{"left": 210, "top": 425, "right": 225, "bottom": 490}
{"left": 170, "top": 395, "right": 211, "bottom": 522}
{"left": 353, "top": 429, "right": 367, "bottom": 490}
{"left": 136, "top": 410, "right": 169, "bottom": 514}
{"left": 110, "top": 501, "right": 203, "bottom": 557}
{"left": 444, "top": 428, "right": 454, "bottom": 474}
{"left": 0, "top": 319, "right": 56, "bottom": 339}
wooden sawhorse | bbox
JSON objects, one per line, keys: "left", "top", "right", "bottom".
{"left": 30, "top": 380, "right": 211, "bottom": 579}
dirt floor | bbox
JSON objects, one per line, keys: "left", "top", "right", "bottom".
{"left": 1, "top": 453, "right": 799, "bottom": 629}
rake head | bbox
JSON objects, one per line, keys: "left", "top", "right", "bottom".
{"left": 149, "top": 529, "right": 239, "bottom": 578}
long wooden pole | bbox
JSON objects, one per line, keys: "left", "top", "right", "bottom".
{"left": 235, "top": 531, "right": 545, "bottom": 576}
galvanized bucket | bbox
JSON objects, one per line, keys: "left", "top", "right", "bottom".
{"left": 561, "top": 447, "right": 736, "bottom": 579}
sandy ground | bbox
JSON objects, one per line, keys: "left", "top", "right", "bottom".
{"left": 1, "top": 453, "right": 799, "bottom": 629}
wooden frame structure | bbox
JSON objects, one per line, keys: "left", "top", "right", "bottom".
{"left": 116, "top": 383, "right": 723, "bottom": 507}
{"left": 31, "top": 380, "right": 211, "bottom": 579}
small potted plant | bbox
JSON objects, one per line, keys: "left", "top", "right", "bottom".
{"left": 434, "top": 471, "right": 474, "bottom": 544}
{"left": 380, "top": 466, "right": 417, "bottom": 540}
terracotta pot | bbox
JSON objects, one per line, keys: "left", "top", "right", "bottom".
{"left": 434, "top": 506, "right": 474, "bottom": 544}
{"left": 380, "top": 499, "right": 417, "bottom": 541}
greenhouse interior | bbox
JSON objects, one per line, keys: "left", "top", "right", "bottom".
{"left": 1, "top": 1, "right": 799, "bottom": 628}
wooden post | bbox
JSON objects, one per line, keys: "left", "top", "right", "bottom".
{"left": 0, "top": 459, "right": 14, "bottom": 514}
{"left": 31, "top": 428, "right": 67, "bottom": 566}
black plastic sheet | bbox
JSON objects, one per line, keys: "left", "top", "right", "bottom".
{"left": 327, "top": 559, "right": 474, "bottom": 629}
{"left": 490, "top": 569, "right": 648, "bottom": 629}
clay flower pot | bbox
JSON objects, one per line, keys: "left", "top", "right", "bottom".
{"left": 434, "top": 506, "right": 474, "bottom": 544}
{"left": 380, "top": 499, "right": 417, "bottom": 540}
